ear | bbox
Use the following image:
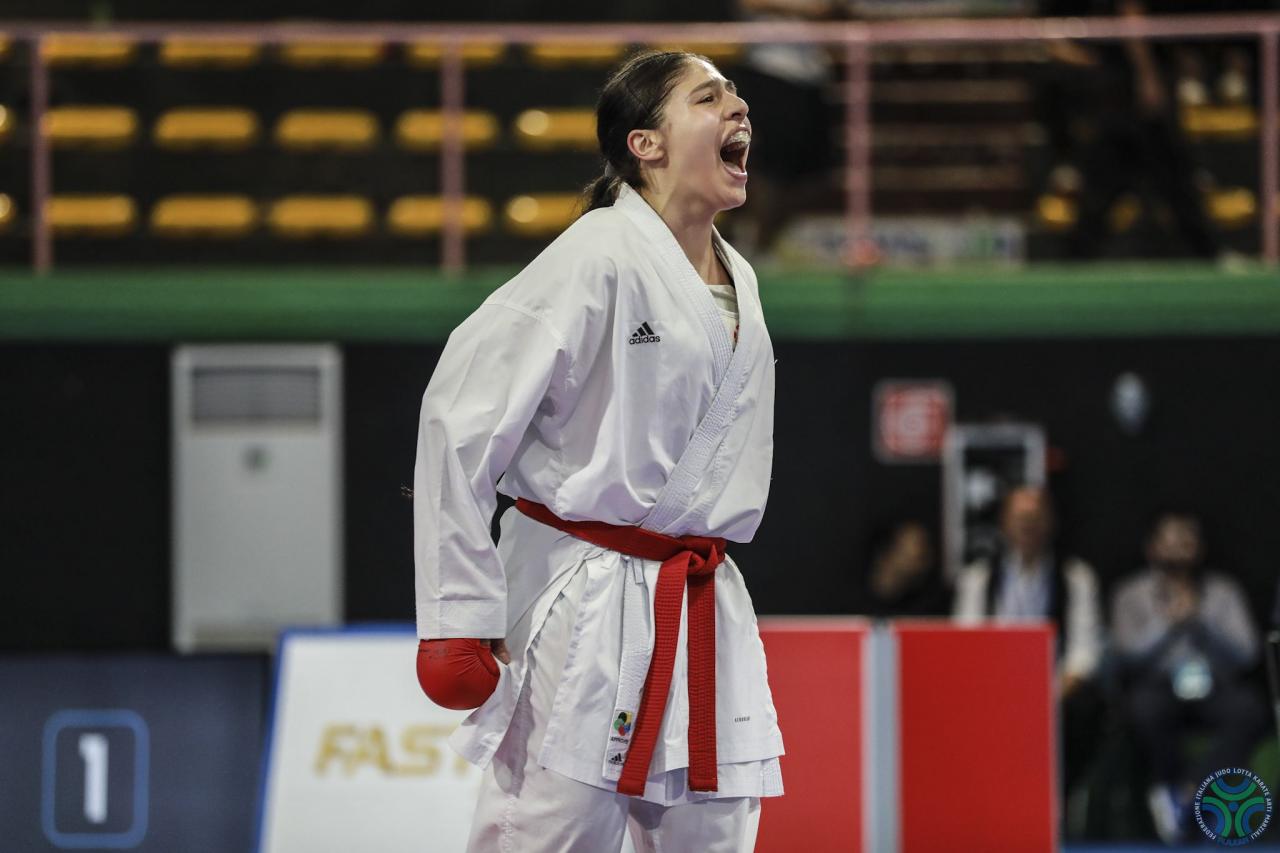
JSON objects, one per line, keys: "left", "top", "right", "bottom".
{"left": 626, "top": 128, "right": 665, "bottom": 165}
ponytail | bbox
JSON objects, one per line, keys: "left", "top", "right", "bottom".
{"left": 581, "top": 163, "right": 626, "bottom": 213}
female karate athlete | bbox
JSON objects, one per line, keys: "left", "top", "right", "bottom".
{"left": 414, "top": 49, "right": 782, "bottom": 852}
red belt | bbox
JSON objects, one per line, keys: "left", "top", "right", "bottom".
{"left": 515, "top": 498, "right": 723, "bottom": 795}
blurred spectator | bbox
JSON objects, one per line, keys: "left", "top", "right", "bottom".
{"left": 952, "top": 485, "right": 1105, "bottom": 793}
{"left": 862, "top": 520, "right": 949, "bottom": 617}
{"left": 1038, "top": 0, "right": 1221, "bottom": 260}
{"left": 731, "top": 0, "right": 842, "bottom": 259}
{"left": 954, "top": 486, "right": 1103, "bottom": 690}
{"left": 1110, "top": 511, "right": 1269, "bottom": 845}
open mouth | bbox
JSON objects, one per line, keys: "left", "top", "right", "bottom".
{"left": 719, "top": 131, "right": 750, "bottom": 178}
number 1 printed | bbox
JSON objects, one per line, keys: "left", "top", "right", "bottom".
{"left": 78, "top": 733, "right": 108, "bottom": 824}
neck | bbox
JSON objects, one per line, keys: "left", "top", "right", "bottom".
{"left": 639, "top": 185, "right": 720, "bottom": 282}
{"left": 1012, "top": 549, "right": 1044, "bottom": 570}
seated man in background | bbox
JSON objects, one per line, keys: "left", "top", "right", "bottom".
{"left": 953, "top": 486, "right": 1105, "bottom": 797}
{"left": 1111, "top": 510, "right": 1269, "bottom": 845}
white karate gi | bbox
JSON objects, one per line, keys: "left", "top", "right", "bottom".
{"left": 413, "top": 183, "right": 784, "bottom": 848}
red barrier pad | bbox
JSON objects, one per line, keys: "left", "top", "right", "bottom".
{"left": 894, "top": 622, "right": 1057, "bottom": 853}
{"left": 757, "top": 618, "right": 868, "bottom": 853}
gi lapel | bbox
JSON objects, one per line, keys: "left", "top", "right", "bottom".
{"left": 612, "top": 184, "right": 760, "bottom": 535}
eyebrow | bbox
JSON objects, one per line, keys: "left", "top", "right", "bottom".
{"left": 689, "top": 78, "right": 737, "bottom": 97}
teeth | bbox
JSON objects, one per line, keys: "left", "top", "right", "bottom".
{"left": 724, "top": 130, "right": 751, "bottom": 148}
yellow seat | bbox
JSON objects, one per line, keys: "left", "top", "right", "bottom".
{"left": 0, "top": 194, "right": 14, "bottom": 232}
{"left": 267, "top": 195, "right": 373, "bottom": 238}
{"left": 503, "top": 194, "right": 582, "bottom": 237}
{"left": 387, "top": 196, "right": 493, "bottom": 236}
{"left": 1034, "top": 194, "right": 1075, "bottom": 231}
{"left": 1207, "top": 187, "right": 1256, "bottom": 230}
{"left": 394, "top": 110, "right": 498, "bottom": 151}
{"left": 1106, "top": 194, "right": 1142, "bottom": 233}
{"left": 1180, "top": 105, "right": 1258, "bottom": 141}
{"left": 151, "top": 195, "right": 258, "bottom": 238}
{"left": 405, "top": 41, "right": 505, "bottom": 67}
{"left": 43, "top": 106, "right": 138, "bottom": 148}
{"left": 0, "top": 105, "right": 12, "bottom": 145}
{"left": 154, "top": 108, "right": 259, "bottom": 149}
{"left": 652, "top": 43, "right": 743, "bottom": 63}
{"left": 275, "top": 109, "right": 379, "bottom": 151}
{"left": 527, "top": 43, "right": 625, "bottom": 67}
{"left": 513, "top": 109, "right": 597, "bottom": 151}
{"left": 279, "top": 40, "right": 382, "bottom": 68}
{"left": 41, "top": 36, "right": 136, "bottom": 67}
{"left": 159, "top": 38, "right": 261, "bottom": 68}
{"left": 1036, "top": 192, "right": 1145, "bottom": 233}
{"left": 46, "top": 194, "right": 136, "bottom": 236}
{"left": 0, "top": 36, "right": 10, "bottom": 63}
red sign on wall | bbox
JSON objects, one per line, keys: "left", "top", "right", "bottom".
{"left": 873, "top": 380, "right": 954, "bottom": 463}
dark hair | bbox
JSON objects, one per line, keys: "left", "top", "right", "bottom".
{"left": 580, "top": 50, "right": 708, "bottom": 213}
{"left": 1145, "top": 507, "right": 1204, "bottom": 545}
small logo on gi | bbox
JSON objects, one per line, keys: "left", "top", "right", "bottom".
{"left": 629, "top": 323, "right": 660, "bottom": 345}
{"left": 614, "top": 712, "right": 633, "bottom": 737}
{"left": 1193, "top": 767, "right": 1273, "bottom": 845}
{"left": 608, "top": 752, "right": 626, "bottom": 766}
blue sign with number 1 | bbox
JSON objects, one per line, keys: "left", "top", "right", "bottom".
{"left": 41, "top": 709, "right": 150, "bottom": 849}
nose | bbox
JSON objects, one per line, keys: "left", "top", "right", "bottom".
{"left": 727, "top": 91, "right": 748, "bottom": 122}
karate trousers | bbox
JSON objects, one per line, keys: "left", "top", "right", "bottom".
{"left": 464, "top": 562, "right": 761, "bottom": 853}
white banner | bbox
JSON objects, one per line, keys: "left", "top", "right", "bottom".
{"left": 259, "top": 628, "right": 482, "bottom": 853}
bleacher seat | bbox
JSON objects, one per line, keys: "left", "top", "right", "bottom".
{"left": 151, "top": 195, "right": 258, "bottom": 238}
{"left": 1034, "top": 194, "right": 1074, "bottom": 232}
{"left": 394, "top": 110, "right": 498, "bottom": 151}
{"left": 1206, "top": 188, "right": 1256, "bottom": 229}
{"left": 274, "top": 109, "right": 379, "bottom": 151}
{"left": 46, "top": 194, "right": 137, "bottom": 236}
{"left": 503, "top": 193, "right": 581, "bottom": 236}
{"left": 159, "top": 38, "right": 261, "bottom": 69}
{"left": 527, "top": 43, "right": 626, "bottom": 67}
{"left": 41, "top": 36, "right": 136, "bottom": 67}
{"left": 0, "top": 105, "right": 12, "bottom": 145}
{"left": 279, "top": 40, "right": 382, "bottom": 68}
{"left": 652, "top": 43, "right": 742, "bottom": 63}
{"left": 1180, "top": 104, "right": 1258, "bottom": 141}
{"left": 0, "top": 194, "right": 13, "bottom": 232}
{"left": 513, "top": 109, "right": 596, "bottom": 151}
{"left": 405, "top": 42, "right": 505, "bottom": 67}
{"left": 154, "top": 108, "right": 259, "bottom": 150}
{"left": 267, "top": 195, "right": 373, "bottom": 238}
{"left": 1035, "top": 193, "right": 1141, "bottom": 233}
{"left": 43, "top": 106, "right": 138, "bottom": 148}
{"left": 1035, "top": 188, "right": 1258, "bottom": 232}
{"left": 387, "top": 196, "right": 493, "bottom": 236}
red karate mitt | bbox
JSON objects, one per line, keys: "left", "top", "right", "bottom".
{"left": 416, "top": 638, "right": 500, "bottom": 710}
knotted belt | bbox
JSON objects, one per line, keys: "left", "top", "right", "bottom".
{"left": 515, "top": 498, "right": 724, "bottom": 795}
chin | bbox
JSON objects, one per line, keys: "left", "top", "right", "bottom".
{"left": 718, "top": 187, "right": 748, "bottom": 212}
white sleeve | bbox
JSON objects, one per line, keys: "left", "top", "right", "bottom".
{"left": 951, "top": 563, "right": 989, "bottom": 624}
{"left": 1060, "top": 560, "right": 1103, "bottom": 680}
{"left": 413, "top": 301, "right": 573, "bottom": 640}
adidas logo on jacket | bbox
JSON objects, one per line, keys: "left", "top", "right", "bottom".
{"left": 629, "top": 322, "right": 660, "bottom": 344}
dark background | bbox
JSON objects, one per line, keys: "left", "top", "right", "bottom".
{"left": 3, "top": 334, "right": 1277, "bottom": 651}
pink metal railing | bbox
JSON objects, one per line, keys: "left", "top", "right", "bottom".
{"left": 5, "top": 15, "right": 1279, "bottom": 273}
